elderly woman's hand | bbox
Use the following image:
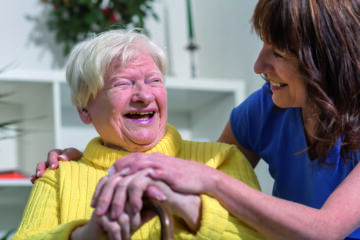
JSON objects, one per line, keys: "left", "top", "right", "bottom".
{"left": 108, "top": 152, "right": 216, "bottom": 195}
{"left": 71, "top": 210, "right": 131, "bottom": 240}
{"left": 92, "top": 168, "right": 202, "bottom": 233}
{"left": 149, "top": 180, "right": 202, "bottom": 232}
{"left": 71, "top": 200, "right": 140, "bottom": 240}
{"left": 122, "top": 174, "right": 202, "bottom": 232}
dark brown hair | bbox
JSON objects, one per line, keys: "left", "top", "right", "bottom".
{"left": 252, "top": 0, "right": 360, "bottom": 165}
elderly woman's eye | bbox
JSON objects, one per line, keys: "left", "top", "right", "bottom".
{"left": 149, "top": 78, "right": 163, "bottom": 85}
{"left": 113, "top": 79, "right": 132, "bottom": 88}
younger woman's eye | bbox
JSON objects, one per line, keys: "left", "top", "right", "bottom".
{"left": 272, "top": 50, "right": 284, "bottom": 58}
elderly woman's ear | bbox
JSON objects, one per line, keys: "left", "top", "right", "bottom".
{"left": 77, "top": 107, "right": 92, "bottom": 124}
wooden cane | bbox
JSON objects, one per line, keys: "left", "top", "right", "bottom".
{"left": 142, "top": 198, "right": 174, "bottom": 240}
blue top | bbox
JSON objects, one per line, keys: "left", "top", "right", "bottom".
{"left": 230, "top": 84, "right": 360, "bottom": 238}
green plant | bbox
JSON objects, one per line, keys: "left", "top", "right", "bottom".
{"left": 0, "top": 66, "right": 25, "bottom": 140}
{"left": 0, "top": 229, "right": 15, "bottom": 240}
{"left": 40, "top": 0, "right": 159, "bottom": 55}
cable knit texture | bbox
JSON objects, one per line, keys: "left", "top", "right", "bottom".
{"left": 13, "top": 124, "right": 264, "bottom": 240}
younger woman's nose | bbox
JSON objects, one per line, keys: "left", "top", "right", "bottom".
{"left": 253, "top": 44, "right": 274, "bottom": 74}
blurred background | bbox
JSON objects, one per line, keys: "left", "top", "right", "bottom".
{"left": 0, "top": 0, "right": 263, "bottom": 90}
{"left": 0, "top": 0, "right": 272, "bottom": 237}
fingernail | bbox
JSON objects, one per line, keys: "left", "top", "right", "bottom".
{"left": 119, "top": 167, "right": 130, "bottom": 176}
{"left": 107, "top": 166, "right": 115, "bottom": 176}
{"left": 51, "top": 164, "right": 56, "bottom": 169}
{"left": 155, "top": 193, "right": 167, "bottom": 201}
{"left": 159, "top": 193, "right": 167, "bottom": 201}
{"left": 36, "top": 170, "right": 40, "bottom": 177}
{"left": 58, "top": 155, "right": 66, "bottom": 160}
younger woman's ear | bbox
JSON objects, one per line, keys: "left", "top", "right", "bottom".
{"left": 77, "top": 107, "right": 92, "bottom": 124}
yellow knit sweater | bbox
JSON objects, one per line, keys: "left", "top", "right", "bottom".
{"left": 13, "top": 124, "right": 264, "bottom": 240}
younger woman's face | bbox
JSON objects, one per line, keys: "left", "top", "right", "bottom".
{"left": 253, "top": 42, "right": 308, "bottom": 110}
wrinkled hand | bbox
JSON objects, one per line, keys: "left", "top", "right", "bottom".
{"left": 150, "top": 180, "right": 202, "bottom": 232}
{"left": 31, "top": 148, "right": 83, "bottom": 183}
{"left": 71, "top": 208, "right": 134, "bottom": 240}
{"left": 108, "top": 152, "right": 216, "bottom": 195}
{"left": 91, "top": 169, "right": 164, "bottom": 219}
{"left": 92, "top": 168, "right": 201, "bottom": 232}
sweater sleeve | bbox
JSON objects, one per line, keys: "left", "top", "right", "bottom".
{"left": 12, "top": 169, "right": 89, "bottom": 240}
{"left": 170, "top": 194, "right": 264, "bottom": 240}
{"left": 218, "top": 145, "right": 261, "bottom": 190}
{"left": 193, "top": 144, "right": 264, "bottom": 239}
{"left": 196, "top": 194, "right": 263, "bottom": 240}
{"left": 195, "top": 194, "right": 229, "bottom": 239}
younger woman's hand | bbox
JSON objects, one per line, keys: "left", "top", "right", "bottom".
{"left": 108, "top": 152, "right": 216, "bottom": 195}
{"left": 31, "top": 148, "right": 83, "bottom": 183}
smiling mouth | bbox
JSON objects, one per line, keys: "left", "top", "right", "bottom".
{"left": 270, "top": 80, "right": 287, "bottom": 87}
{"left": 125, "top": 111, "right": 155, "bottom": 120}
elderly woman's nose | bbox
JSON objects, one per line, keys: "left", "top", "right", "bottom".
{"left": 254, "top": 45, "right": 274, "bottom": 74}
{"left": 132, "top": 84, "right": 155, "bottom": 103}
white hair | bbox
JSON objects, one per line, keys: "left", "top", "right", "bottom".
{"left": 66, "top": 29, "right": 167, "bottom": 108}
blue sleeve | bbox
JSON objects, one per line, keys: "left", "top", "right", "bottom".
{"left": 230, "top": 84, "right": 274, "bottom": 154}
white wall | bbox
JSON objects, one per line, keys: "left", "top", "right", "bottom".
{"left": 0, "top": 0, "right": 66, "bottom": 70}
{"left": 146, "top": 0, "right": 264, "bottom": 93}
{"left": 0, "top": 0, "right": 264, "bottom": 92}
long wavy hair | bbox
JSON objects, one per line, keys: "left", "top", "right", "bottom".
{"left": 252, "top": 0, "right": 360, "bottom": 165}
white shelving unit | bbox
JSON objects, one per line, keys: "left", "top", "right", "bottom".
{"left": 0, "top": 180, "right": 32, "bottom": 236}
{"left": 0, "top": 69, "right": 246, "bottom": 233}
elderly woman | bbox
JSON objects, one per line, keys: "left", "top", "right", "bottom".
{"left": 13, "top": 30, "right": 263, "bottom": 240}
{"left": 77, "top": 1, "right": 360, "bottom": 240}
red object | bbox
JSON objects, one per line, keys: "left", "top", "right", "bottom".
{"left": 0, "top": 171, "right": 28, "bottom": 179}
{"left": 102, "top": 8, "right": 118, "bottom": 23}
{"left": 102, "top": 7, "right": 110, "bottom": 15}
{"left": 110, "top": 12, "right": 118, "bottom": 22}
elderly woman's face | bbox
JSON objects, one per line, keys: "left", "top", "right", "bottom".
{"left": 254, "top": 43, "right": 308, "bottom": 110}
{"left": 81, "top": 53, "right": 167, "bottom": 152}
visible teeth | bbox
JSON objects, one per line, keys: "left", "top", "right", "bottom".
{"left": 129, "top": 111, "right": 153, "bottom": 115}
{"left": 270, "top": 80, "right": 285, "bottom": 87}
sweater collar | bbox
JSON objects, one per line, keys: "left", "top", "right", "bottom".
{"left": 83, "top": 124, "right": 182, "bottom": 169}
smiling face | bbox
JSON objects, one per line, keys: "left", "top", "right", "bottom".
{"left": 254, "top": 43, "right": 308, "bottom": 109}
{"left": 78, "top": 53, "right": 167, "bottom": 152}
